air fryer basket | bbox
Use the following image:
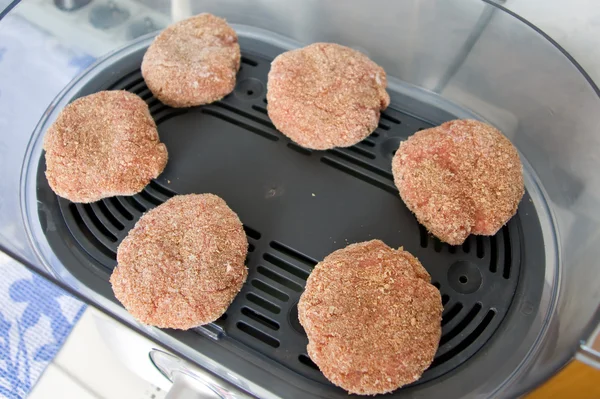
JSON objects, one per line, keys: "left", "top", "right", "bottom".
{"left": 25, "top": 32, "right": 550, "bottom": 398}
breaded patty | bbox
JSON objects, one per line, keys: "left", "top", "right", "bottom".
{"left": 110, "top": 194, "right": 248, "bottom": 329}
{"left": 43, "top": 90, "right": 167, "bottom": 203}
{"left": 392, "top": 119, "right": 524, "bottom": 245}
{"left": 298, "top": 240, "right": 442, "bottom": 395}
{"left": 267, "top": 43, "right": 390, "bottom": 150}
{"left": 142, "top": 13, "right": 240, "bottom": 107}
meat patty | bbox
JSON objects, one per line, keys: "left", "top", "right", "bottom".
{"left": 110, "top": 194, "right": 248, "bottom": 329}
{"left": 298, "top": 240, "right": 442, "bottom": 395}
{"left": 142, "top": 13, "right": 240, "bottom": 107}
{"left": 392, "top": 119, "right": 524, "bottom": 245}
{"left": 267, "top": 43, "right": 390, "bottom": 150}
{"left": 43, "top": 90, "right": 168, "bottom": 203}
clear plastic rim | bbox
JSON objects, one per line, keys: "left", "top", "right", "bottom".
{"left": 479, "top": 1, "right": 600, "bottom": 395}
{"left": 20, "top": 30, "right": 559, "bottom": 398}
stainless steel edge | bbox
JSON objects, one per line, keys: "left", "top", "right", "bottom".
{"left": 577, "top": 320, "right": 600, "bottom": 369}
{"left": 151, "top": 350, "right": 253, "bottom": 399}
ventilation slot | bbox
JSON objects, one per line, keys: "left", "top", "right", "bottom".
{"left": 147, "top": 98, "right": 163, "bottom": 111}
{"left": 433, "top": 238, "right": 443, "bottom": 253}
{"left": 217, "top": 313, "right": 228, "bottom": 322}
{"left": 298, "top": 354, "right": 319, "bottom": 371}
{"left": 107, "top": 70, "right": 142, "bottom": 90}
{"left": 269, "top": 241, "right": 318, "bottom": 267}
{"left": 149, "top": 180, "right": 177, "bottom": 198}
{"left": 251, "top": 279, "right": 289, "bottom": 302}
{"left": 155, "top": 110, "right": 187, "bottom": 126}
{"left": 358, "top": 139, "right": 376, "bottom": 148}
{"left": 152, "top": 108, "right": 173, "bottom": 122}
{"left": 328, "top": 149, "right": 393, "bottom": 180}
{"left": 441, "top": 294, "right": 450, "bottom": 306}
{"left": 442, "top": 303, "right": 463, "bottom": 326}
{"left": 95, "top": 201, "right": 124, "bottom": 230}
{"left": 346, "top": 146, "right": 376, "bottom": 159}
{"left": 139, "top": 189, "right": 162, "bottom": 206}
{"left": 126, "top": 80, "right": 147, "bottom": 96}
{"left": 370, "top": 132, "right": 380, "bottom": 138}
{"left": 125, "top": 196, "right": 146, "bottom": 213}
{"left": 150, "top": 104, "right": 170, "bottom": 117}
{"left": 257, "top": 266, "right": 303, "bottom": 292}
{"left": 448, "top": 245, "right": 457, "bottom": 254}
{"left": 321, "top": 157, "right": 397, "bottom": 195}
{"left": 419, "top": 224, "right": 429, "bottom": 248}
{"left": 138, "top": 89, "right": 153, "bottom": 101}
{"left": 248, "top": 243, "right": 255, "bottom": 253}
{"left": 68, "top": 204, "right": 116, "bottom": 260}
{"left": 243, "top": 225, "right": 261, "bottom": 240}
{"left": 241, "top": 307, "right": 280, "bottom": 331}
{"left": 113, "top": 199, "right": 141, "bottom": 222}
{"left": 215, "top": 102, "right": 275, "bottom": 130}
{"left": 381, "top": 113, "right": 401, "bottom": 124}
{"left": 141, "top": 186, "right": 169, "bottom": 204}
{"left": 440, "top": 303, "right": 481, "bottom": 346}
{"left": 236, "top": 322, "right": 280, "bottom": 348}
{"left": 462, "top": 237, "right": 471, "bottom": 253}
{"left": 202, "top": 109, "right": 278, "bottom": 142}
{"left": 432, "top": 309, "right": 495, "bottom": 368}
{"left": 132, "top": 193, "right": 155, "bottom": 210}
{"left": 287, "top": 142, "right": 312, "bottom": 156}
{"left": 241, "top": 56, "right": 258, "bottom": 66}
{"left": 502, "top": 226, "right": 512, "bottom": 279}
{"left": 490, "top": 235, "right": 498, "bottom": 273}
{"left": 378, "top": 122, "right": 390, "bottom": 131}
{"left": 263, "top": 253, "right": 310, "bottom": 280}
{"left": 246, "top": 293, "right": 280, "bottom": 314}
{"left": 122, "top": 76, "right": 145, "bottom": 92}
{"left": 82, "top": 204, "right": 117, "bottom": 242}
{"left": 251, "top": 105, "right": 268, "bottom": 115}
{"left": 476, "top": 236, "right": 484, "bottom": 258}
{"left": 107, "top": 198, "right": 133, "bottom": 220}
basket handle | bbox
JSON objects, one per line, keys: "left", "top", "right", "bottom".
{"left": 150, "top": 349, "right": 253, "bottom": 399}
{"left": 577, "top": 322, "right": 600, "bottom": 369}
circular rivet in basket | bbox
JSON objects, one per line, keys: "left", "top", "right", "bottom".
{"left": 235, "top": 78, "right": 264, "bottom": 100}
{"left": 447, "top": 260, "right": 483, "bottom": 294}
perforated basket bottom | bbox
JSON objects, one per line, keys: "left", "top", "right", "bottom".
{"left": 36, "top": 42, "right": 546, "bottom": 394}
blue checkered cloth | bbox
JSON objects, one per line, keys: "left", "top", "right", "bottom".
{"left": 0, "top": 255, "right": 86, "bottom": 399}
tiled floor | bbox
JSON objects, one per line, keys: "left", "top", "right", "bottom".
{"left": 29, "top": 309, "right": 167, "bottom": 399}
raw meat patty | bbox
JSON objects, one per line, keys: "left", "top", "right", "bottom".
{"left": 142, "top": 13, "right": 240, "bottom": 107}
{"left": 267, "top": 43, "right": 390, "bottom": 150}
{"left": 43, "top": 90, "right": 168, "bottom": 203}
{"left": 392, "top": 119, "right": 524, "bottom": 245}
{"left": 298, "top": 240, "right": 442, "bottom": 395}
{"left": 110, "top": 194, "right": 248, "bottom": 329}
